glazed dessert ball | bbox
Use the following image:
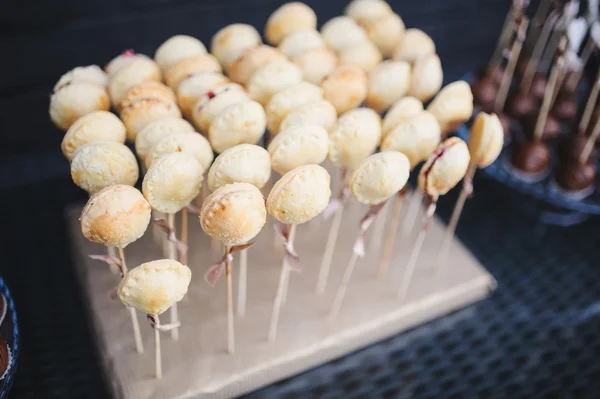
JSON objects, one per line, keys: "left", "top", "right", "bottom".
{"left": 50, "top": 82, "right": 109, "bottom": 131}
{"left": 418, "top": 137, "right": 471, "bottom": 197}
{"left": 61, "top": 111, "right": 126, "bottom": 160}
{"left": 552, "top": 93, "right": 578, "bottom": 123}
{"left": 510, "top": 140, "right": 550, "bottom": 175}
{"left": 329, "top": 108, "right": 382, "bottom": 169}
{"left": 135, "top": 117, "right": 195, "bottom": 161}
{"left": 320, "top": 16, "right": 368, "bottom": 53}
{"left": 176, "top": 72, "right": 231, "bottom": 118}
{"left": 268, "top": 125, "right": 329, "bottom": 174}
{"left": 211, "top": 24, "right": 262, "bottom": 68}
{"left": 279, "top": 99, "right": 338, "bottom": 133}
{"left": 227, "top": 45, "right": 287, "bottom": 85}
{"left": 164, "top": 54, "right": 222, "bottom": 90}
{"left": 108, "top": 57, "right": 161, "bottom": 106}
{"left": 393, "top": 29, "right": 436, "bottom": 64}
{"left": 145, "top": 131, "right": 213, "bottom": 171}
{"left": 365, "top": 60, "right": 411, "bottom": 113}
{"left": 208, "top": 100, "right": 267, "bottom": 154}
{"left": 364, "top": 13, "right": 405, "bottom": 59}
{"left": 192, "top": 83, "right": 248, "bottom": 133}
{"left": 154, "top": 35, "right": 207, "bottom": 72}
{"left": 555, "top": 162, "right": 597, "bottom": 192}
{"left": 506, "top": 91, "right": 538, "bottom": 120}
{"left": 266, "top": 82, "right": 323, "bottom": 134}
{"left": 349, "top": 152, "right": 410, "bottom": 205}
{"left": 409, "top": 54, "right": 443, "bottom": 102}
{"left": 246, "top": 60, "right": 303, "bottom": 106}
{"left": 207, "top": 144, "right": 271, "bottom": 191}
{"left": 292, "top": 47, "right": 338, "bottom": 85}
{"left": 117, "top": 81, "right": 175, "bottom": 112}
{"left": 472, "top": 77, "right": 498, "bottom": 111}
{"left": 54, "top": 65, "right": 107, "bottom": 91}
{"left": 120, "top": 96, "right": 181, "bottom": 141}
{"left": 278, "top": 29, "right": 326, "bottom": 59}
{"left": 321, "top": 65, "right": 368, "bottom": 115}
{"left": 105, "top": 50, "right": 152, "bottom": 78}
{"left": 265, "top": 2, "right": 317, "bottom": 46}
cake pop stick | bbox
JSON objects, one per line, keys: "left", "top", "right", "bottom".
{"left": 118, "top": 259, "right": 191, "bottom": 379}
{"left": 489, "top": 0, "right": 529, "bottom": 71}
{"left": 521, "top": 10, "right": 560, "bottom": 94}
{"left": 565, "top": 21, "right": 600, "bottom": 92}
{"left": 267, "top": 165, "right": 331, "bottom": 341}
{"left": 435, "top": 113, "right": 504, "bottom": 272}
{"left": 207, "top": 144, "right": 271, "bottom": 317}
{"left": 401, "top": 189, "right": 424, "bottom": 238}
{"left": 397, "top": 137, "right": 471, "bottom": 301}
{"left": 81, "top": 185, "right": 152, "bottom": 354}
{"left": 580, "top": 113, "right": 600, "bottom": 164}
{"left": 534, "top": 46, "right": 565, "bottom": 142}
{"left": 330, "top": 152, "right": 410, "bottom": 316}
{"left": 578, "top": 70, "right": 600, "bottom": 134}
{"left": 201, "top": 183, "right": 267, "bottom": 353}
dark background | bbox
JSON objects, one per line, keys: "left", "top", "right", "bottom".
{"left": 10, "top": 1, "right": 600, "bottom": 398}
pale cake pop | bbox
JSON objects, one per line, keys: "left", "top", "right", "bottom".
{"left": 207, "top": 144, "right": 271, "bottom": 191}
{"left": 119, "top": 259, "right": 192, "bottom": 379}
{"left": 338, "top": 41, "right": 382, "bottom": 73}
{"left": 266, "top": 82, "right": 323, "bottom": 134}
{"left": 344, "top": 0, "right": 393, "bottom": 26}
{"left": 267, "top": 165, "right": 331, "bottom": 341}
{"left": 192, "top": 83, "right": 248, "bottom": 133}
{"left": 227, "top": 45, "right": 287, "bottom": 85}
{"left": 117, "top": 81, "right": 176, "bottom": 112}
{"left": 108, "top": 57, "right": 161, "bottom": 106}
{"left": 177, "top": 72, "right": 231, "bottom": 118}
{"left": 278, "top": 29, "right": 326, "bottom": 59}
{"left": 364, "top": 13, "right": 405, "bottom": 58}
{"left": 208, "top": 100, "right": 267, "bottom": 154}
{"left": 145, "top": 132, "right": 214, "bottom": 171}
{"left": 61, "top": 110, "right": 126, "bottom": 160}
{"left": 329, "top": 108, "right": 382, "bottom": 169}
{"left": 426, "top": 80, "right": 474, "bottom": 136}
{"left": 292, "top": 47, "right": 338, "bottom": 85}
{"left": 54, "top": 65, "right": 107, "bottom": 91}
{"left": 279, "top": 99, "right": 338, "bottom": 133}
{"left": 366, "top": 60, "right": 411, "bottom": 113}
{"left": 409, "top": 54, "right": 443, "bottom": 102}
{"left": 164, "top": 54, "right": 222, "bottom": 90}
{"left": 154, "top": 35, "right": 208, "bottom": 72}
{"left": 382, "top": 96, "right": 423, "bottom": 136}
{"left": 246, "top": 60, "right": 303, "bottom": 106}
{"left": 321, "top": 65, "right": 367, "bottom": 115}
{"left": 71, "top": 142, "right": 139, "bottom": 195}
{"left": 211, "top": 24, "right": 262, "bottom": 68}
{"left": 135, "top": 117, "right": 195, "bottom": 161}
{"left": 320, "top": 16, "right": 368, "bottom": 53}
{"left": 393, "top": 28, "right": 436, "bottom": 63}
{"left": 50, "top": 82, "right": 109, "bottom": 131}
{"left": 120, "top": 96, "right": 181, "bottom": 141}
{"left": 105, "top": 50, "right": 152, "bottom": 78}
{"left": 268, "top": 125, "right": 329, "bottom": 174}
{"left": 265, "top": 2, "right": 317, "bottom": 46}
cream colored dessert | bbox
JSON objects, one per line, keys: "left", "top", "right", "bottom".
{"left": 366, "top": 60, "right": 411, "bottom": 113}
{"left": 320, "top": 65, "right": 367, "bottom": 115}
{"left": 268, "top": 125, "right": 329, "bottom": 174}
{"left": 207, "top": 144, "right": 271, "bottom": 191}
{"left": 265, "top": 2, "right": 317, "bottom": 46}
{"left": 349, "top": 151, "right": 410, "bottom": 204}
{"left": 61, "top": 110, "right": 126, "bottom": 160}
{"left": 154, "top": 35, "right": 208, "bottom": 72}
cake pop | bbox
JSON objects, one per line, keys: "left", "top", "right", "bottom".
{"left": 267, "top": 165, "right": 331, "bottom": 341}
{"left": 105, "top": 50, "right": 152, "bottom": 78}
{"left": 279, "top": 99, "right": 338, "bottom": 133}
{"left": 211, "top": 24, "right": 262, "bottom": 68}
{"left": 177, "top": 72, "right": 231, "bottom": 118}
{"left": 108, "top": 57, "right": 161, "bottom": 106}
{"left": 246, "top": 60, "right": 303, "bottom": 106}
{"left": 338, "top": 40, "right": 382, "bottom": 72}
{"left": 135, "top": 117, "right": 195, "bottom": 162}
{"left": 154, "top": 35, "right": 208, "bottom": 72}
{"left": 117, "top": 81, "right": 176, "bottom": 112}
{"left": 330, "top": 151, "right": 410, "bottom": 315}
{"left": 145, "top": 132, "right": 213, "bottom": 171}
{"left": 201, "top": 183, "right": 267, "bottom": 353}
{"left": 268, "top": 125, "right": 329, "bottom": 174}
{"left": 54, "top": 65, "right": 107, "bottom": 91}
{"left": 265, "top": 2, "right": 317, "bottom": 46}
{"left": 382, "top": 96, "right": 424, "bottom": 136}
{"left": 320, "top": 16, "right": 368, "bottom": 53}
{"left": 164, "top": 54, "right": 222, "bottom": 90}
{"left": 208, "top": 100, "right": 267, "bottom": 153}
{"left": 427, "top": 80, "right": 474, "bottom": 136}
{"left": 192, "top": 83, "right": 248, "bottom": 133}
{"left": 344, "top": 0, "right": 392, "bottom": 26}
{"left": 118, "top": 259, "right": 191, "bottom": 379}
{"left": 363, "top": 13, "right": 405, "bottom": 59}
{"left": 61, "top": 111, "right": 126, "bottom": 160}
{"left": 409, "top": 54, "right": 443, "bottom": 103}
{"left": 119, "top": 96, "right": 181, "bottom": 141}
{"left": 292, "top": 47, "right": 339, "bottom": 85}
{"left": 321, "top": 65, "right": 368, "bottom": 115}
{"left": 266, "top": 82, "right": 323, "bottom": 134}
{"left": 393, "top": 28, "right": 436, "bottom": 64}
{"left": 278, "top": 29, "right": 326, "bottom": 60}
{"left": 365, "top": 60, "right": 411, "bottom": 113}
{"left": 227, "top": 45, "right": 287, "bottom": 85}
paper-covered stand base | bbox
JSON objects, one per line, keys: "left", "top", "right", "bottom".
{"left": 67, "top": 197, "right": 495, "bottom": 399}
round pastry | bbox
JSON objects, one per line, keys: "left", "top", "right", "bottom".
{"left": 200, "top": 182, "right": 266, "bottom": 245}
{"left": 365, "top": 60, "right": 411, "bottom": 113}
{"left": 472, "top": 77, "right": 498, "bottom": 111}
{"left": 521, "top": 113, "right": 561, "bottom": 141}
{"left": 266, "top": 82, "right": 323, "bottom": 134}
{"left": 119, "top": 259, "right": 192, "bottom": 315}
{"left": 54, "top": 65, "right": 107, "bottom": 91}
{"left": 105, "top": 50, "right": 152, "bottom": 77}
{"left": 418, "top": 137, "right": 471, "bottom": 197}
{"left": 117, "top": 81, "right": 176, "bottom": 112}
{"left": 120, "top": 96, "right": 181, "bottom": 141}
{"left": 80, "top": 185, "right": 151, "bottom": 248}
{"left": 278, "top": 29, "right": 326, "bottom": 59}
{"left": 329, "top": 108, "right": 382, "bottom": 169}
{"left": 426, "top": 80, "right": 474, "bottom": 135}
{"left": 364, "top": 13, "right": 405, "bottom": 59}
{"left": 164, "top": 54, "right": 222, "bottom": 90}
{"left": 557, "top": 134, "right": 596, "bottom": 165}
{"left": 345, "top": 0, "right": 393, "bottom": 26}
{"left": 381, "top": 110, "right": 441, "bottom": 169}
{"left": 108, "top": 58, "right": 162, "bottom": 106}
{"left": 321, "top": 65, "right": 368, "bottom": 115}
{"left": 393, "top": 28, "right": 436, "bottom": 64}
{"left": 555, "top": 162, "right": 597, "bottom": 192}
{"left": 266, "top": 164, "right": 331, "bottom": 225}
{"left": 192, "top": 83, "right": 248, "bottom": 133}
{"left": 468, "top": 112, "right": 504, "bottom": 167}
{"left": 268, "top": 125, "right": 329, "bottom": 174}
{"left": 320, "top": 16, "right": 368, "bottom": 53}
{"left": 211, "top": 24, "right": 262, "bottom": 68}
{"left": 530, "top": 72, "right": 548, "bottom": 100}
{"left": 246, "top": 60, "right": 303, "bottom": 106}
{"left": 0, "top": 336, "right": 10, "bottom": 380}
{"left": 50, "top": 83, "right": 110, "bottom": 131}
{"left": 154, "top": 35, "right": 208, "bottom": 72}
{"left": 61, "top": 110, "right": 126, "bottom": 160}
{"left": 506, "top": 91, "right": 538, "bottom": 120}
{"left": 207, "top": 144, "right": 271, "bottom": 191}
{"left": 71, "top": 142, "right": 139, "bottom": 194}
{"left": 552, "top": 93, "right": 578, "bottom": 123}
{"left": 135, "top": 117, "right": 195, "bottom": 161}
{"left": 177, "top": 72, "right": 231, "bottom": 118}
{"left": 409, "top": 54, "right": 443, "bottom": 102}
{"left": 349, "top": 151, "right": 410, "bottom": 205}
{"left": 265, "top": 2, "right": 317, "bottom": 46}
{"left": 510, "top": 140, "right": 550, "bottom": 175}
{"left": 227, "top": 45, "right": 287, "bottom": 85}
{"left": 292, "top": 47, "right": 338, "bottom": 85}
{"left": 338, "top": 40, "right": 382, "bottom": 73}
{"left": 279, "top": 99, "right": 338, "bottom": 132}
{"left": 382, "top": 96, "right": 423, "bottom": 136}
{"left": 208, "top": 100, "right": 267, "bottom": 154}
{"left": 145, "top": 131, "right": 213, "bottom": 171}
{"left": 142, "top": 152, "right": 204, "bottom": 214}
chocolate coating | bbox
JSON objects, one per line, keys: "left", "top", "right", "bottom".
{"left": 557, "top": 134, "right": 597, "bottom": 165}
{"left": 497, "top": 112, "right": 512, "bottom": 142}
{"left": 522, "top": 113, "right": 561, "bottom": 141}
{"left": 507, "top": 92, "right": 538, "bottom": 120}
{"left": 515, "top": 55, "right": 531, "bottom": 77}
{"left": 555, "top": 161, "right": 597, "bottom": 192}
{"left": 530, "top": 73, "right": 548, "bottom": 100}
{"left": 472, "top": 78, "right": 497, "bottom": 110}
{"left": 552, "top": 94, "right": 577, "bottom": 123}
{"left": 475, "top": 65, "right": 504, "bottom": 86}
{"left": 0, "top": 336, "right": 9, "bottom": 379}
{"left": 510, "top": 140, "right": 550, "bottom": 174}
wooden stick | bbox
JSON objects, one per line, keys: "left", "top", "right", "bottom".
{"left": 495, "top": 18, "right": 529, "bottom": 113}
{"left": 533, "top": 52, "right": 564, "bottom": 141}
{"left": 521, "top": 10, "right": 559, "bottom": 94}
{"left": 153, "top": 314, "right": 162, "bottom": 380}
{"left": 401, "top": 189, "right": 423, "bottom": 238}
{"left": 117, "top": 248, "right": 144, "bottom": 354}
{"left": 434, "top": 164, "right": 477, "bottom": 273}
{"left": 225, "top": 246, "right": 235, "bottom": 354}
{"left": 180, "top": 207, "right": 188, "bottom": 265}
{"left": 167, "top": 213, "right": 180, "bottom": 341}
{"left": 397, "top": 200, "right": 437, "bottom": 301}
{"left": 268, "top": 224, "right": 297, "bottom": 342}
{"left": 489, "top": 3, "right": 517, "bottom": 69}
{"left": 237, "top": 249, "right": 248, "bottom": 317}
{"left": 580, "top": 117, "right": 600, "bottom": 164}
{"left": 329, "top": 252, "right": 359, "bottom": 317}
{"left": 315, "top": 203, "right": 345, "bottom": 294}
{"left": 280, "top": 224, "right": 297, "bottom": 306}
{"left": 106, "top": 246, "right": 120, "bottom": 275}
{"left": 376, "top": 192, "right": 405, "bottom": 278}
{"left": 578, "top": 71, "right": 600, "bottom": 134}
{"left": 565, "top": 35, "right": 596, "bottom": 93}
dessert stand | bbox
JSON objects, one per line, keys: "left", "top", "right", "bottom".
{"left": 67, "top": 190, "right": 495, "bottom": 399}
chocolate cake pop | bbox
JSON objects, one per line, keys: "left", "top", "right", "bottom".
{"left": 510, "top": 139, "right": 551, "bottom": 176}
